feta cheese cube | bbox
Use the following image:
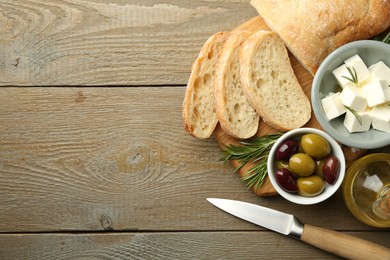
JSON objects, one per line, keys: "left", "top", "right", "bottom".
{"left": 370, "top": 106, "right": 390, "bottom": 132}
{"left": 343, "top": 110, "right": 371, "bottom": 133}
{"left": 369, "top": 61, "right": 390, "bottom": 85}
{"left": 362, "top": 80, "right": 389, "bottom": 107}
{"left": 321, "top": 92, "right": 347, "bottom": 120}
{"left": 344, "top": 54, "right": 370, "bottom": 83}
{"left": 332, "top": 64, "right": 355, "bottom": 89}
{"left": 340, "top": 85, "right": 367, "bottom": 112}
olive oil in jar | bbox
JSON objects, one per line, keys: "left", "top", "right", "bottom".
{"left": 343, "top": 153, "right": 390, "bottom": 228}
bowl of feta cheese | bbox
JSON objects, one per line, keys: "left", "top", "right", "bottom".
{"left": 312, "top": 40, "right": 390, "bottom": 149}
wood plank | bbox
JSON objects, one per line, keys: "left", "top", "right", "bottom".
{"left": 1, "top": 231, "right": 390, "bottom": 259}
{"left": 0, "top": 0, "right": 258, "bottom": 86}
{"left": 0, "top": 87, "right": 383, "bottom": 232}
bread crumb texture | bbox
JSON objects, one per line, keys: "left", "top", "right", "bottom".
{"left": 242, "top": 31, "right": 311, "bottom": 131}
{"left": 183, "top": 32, "right": 229, "bottom": 138}
{"left": 215, "top": 30, "right": 259, "bottom": 139}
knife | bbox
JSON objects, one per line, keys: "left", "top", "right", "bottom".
{"left": 207, "top": 198, "right": 390, "bottom": 260}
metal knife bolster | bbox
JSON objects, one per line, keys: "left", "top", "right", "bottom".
{"left": 288, "top": 216, "right": 304, "bottom": 240}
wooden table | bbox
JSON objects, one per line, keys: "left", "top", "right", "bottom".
{"left": 0, "top": 1, "right": 389, "bottom": 259}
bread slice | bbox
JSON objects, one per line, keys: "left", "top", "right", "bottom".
{"left": 182, "top": 32, "right": 229, "bottom": 138}
{"left": 250, "top": 0, "right": 390, "bottom": 75}
{"left": 214, "top": 30, "right": 259, "bottom": 139}
{"left": 240, "top": 31, "right": 311, "bottom": 131}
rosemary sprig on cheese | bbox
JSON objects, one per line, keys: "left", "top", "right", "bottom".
{"left": 342, "top": 66, "right": 359, "bottom": 85}
{"left": 345, "top": 106, "right": 362, "bottom": 125}
{"left": 221, "top": 134, "right": 282, "bottom": 191}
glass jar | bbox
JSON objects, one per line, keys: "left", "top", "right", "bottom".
{"left": 342, "top": 153, "right": 390, "bottom": 228}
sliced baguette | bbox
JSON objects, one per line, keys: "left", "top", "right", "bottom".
{"left": 240, "top": 31, "right": 311, "bottom": 131}
{"left": 214, "top": 30, "right": 260, "bottom": 139}
{"left": 182, "top": 32, "right": 229, "bottom": 138}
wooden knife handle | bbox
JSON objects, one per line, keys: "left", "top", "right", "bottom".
{"left": 301, "top": 224, "right": 390, "bottom": 259}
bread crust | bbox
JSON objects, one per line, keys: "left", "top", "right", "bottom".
{"left": 250, "top": 0, "right": 390, "bottom": 75}
{"left": 214, "top": 30, "right": 260, "bottom": 139}
{"left": 182, "top": 32, "right": 229, "bottom": 138}
{"left": 240, "top": 30, "right": 311, "bottom": 131}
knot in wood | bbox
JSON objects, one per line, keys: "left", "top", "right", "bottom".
{"left": 117, "top": 145, "right": 150, "bottom": 173}
{"left": 100, "top": 214, "right": 113, "bottom": 230}
{"left": 75, "top": 91, "right": 86, "bottom": 102}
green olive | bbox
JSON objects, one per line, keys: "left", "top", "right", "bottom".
{"left": 315, "top": 159, "right": 325, "bottom": 179}
{"left": 301, "top": 134, "right": 331, "bottom": 159}
{"left": 289, "top": 153, "right": 316, "bottom": 177}
{"left": 297, "top": 176, "right": 325, "bottom": 197}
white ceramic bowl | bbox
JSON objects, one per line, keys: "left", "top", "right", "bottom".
{"left": 312, "top": 40, "right": 390, "bottom": 149}
{"left": 267, "top": 128, "right": 346, "bottom": 205}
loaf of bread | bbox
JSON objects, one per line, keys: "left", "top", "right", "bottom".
{"left": 182, "top": 32, "right": 229, "bottom": 138}
{"left": 240, "top": 31, "right": 311, "bottom": 131}
{"left": 250, "top": 0, "right": 390, "bottom": 75}
{"left": 214, "top": 30, "right": 260, "bottom": 139}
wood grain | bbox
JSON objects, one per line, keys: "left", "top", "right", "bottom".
{"left": 0, "top": 87, "right": 224, "bottom": 231}
{"left": 0, "top": 0, "right": 258, "bottom": 86}
{"left": 0, "top": 87, "right": 377, "bottom": 232}
{"left": 1, "top": 231, "right": 390, "bottom": 259}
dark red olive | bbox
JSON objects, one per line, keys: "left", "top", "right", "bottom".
{"left": 276, "top": 139, "right": 299, "bottom": 161}
{"left": 275, "top": 168, "right": 298, "bottom": 193}
{"left": 323, "top": 156, "right": 340, "bottom": 185}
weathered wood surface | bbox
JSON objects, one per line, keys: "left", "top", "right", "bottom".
{"left": 0, "top": 0, "right": 389, "bottom": 259}
{"left": 0, "top": 88, "right": 388, "bottom": 260}
{"left": 1, "top": 232, "right": 390, "bottom": 259}
{"left": 0, "top": 0, "right": 258, "bottom": 86}
{"left": 0, "top": 87, "right": 372, "bottom": 232}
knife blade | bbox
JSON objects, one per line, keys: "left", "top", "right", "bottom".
{"left": 207, "top": 198, "right": 390, "bottom": 260}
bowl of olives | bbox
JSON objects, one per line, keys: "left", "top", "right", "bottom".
{"left": 267, "top": 128, "right": 346, "bottom": 205}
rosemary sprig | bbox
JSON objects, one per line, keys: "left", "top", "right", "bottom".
{"left": 342, "top": 66, "right": 359, "bottom": 85}
{"left": 241, "top": 156, "right": 268, "bottom": 191}
{"left": 220, "top": 134, "right": 282, "bottom": 191}
{"left": 345, "top": 106, "right": 362, "bottom": 125}
{"left": 373, "top": 30, "right": 390, "bottom": 44}
{"left": 382, "top": 31, "right": 390, "bottom": 44}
